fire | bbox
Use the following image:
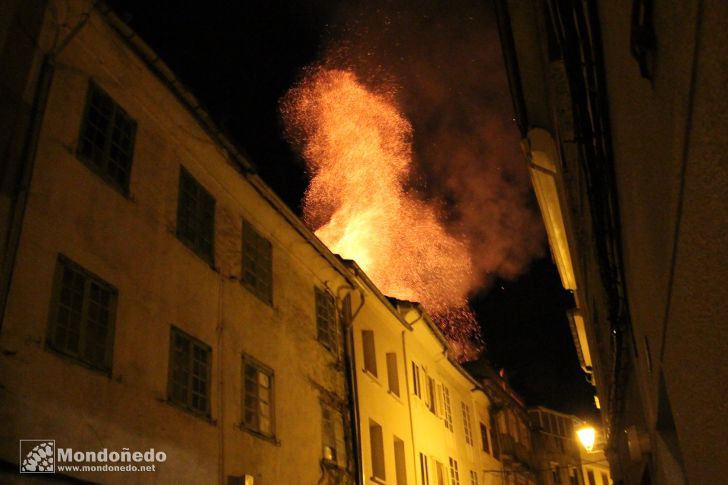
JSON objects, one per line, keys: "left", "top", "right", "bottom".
{"left": 282, "top": 68, "right": 482, "bottom": 360}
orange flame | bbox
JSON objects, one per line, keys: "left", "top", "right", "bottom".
{"left": 282, "top": 68, "right": 482, "bottom": 360}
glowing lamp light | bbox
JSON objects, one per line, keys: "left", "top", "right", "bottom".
{"left": 577, "top": 426, "right": 596, "bottom": 453}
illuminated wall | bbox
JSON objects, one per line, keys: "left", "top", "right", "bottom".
{"left": 346, "top": 273, "right": 505, "bottom": 485}
{"left": 0, "top": 1, "right": 357, "bottom": 483}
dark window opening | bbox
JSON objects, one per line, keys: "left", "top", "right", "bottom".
{"left": 322, "top": 402, "right": 347, "bottom": 467}
{"left": 362, "top": 330, "right": 377, "bottom": 377}
{"left": 241, "top": 220, "right": 272, "bottom": 304}
{"left": 47, "top": 255, "right": 116, "bottom": 373}
{"left": 480, "top": 423, "right": 490, "bottom": 454}
{"left": 243, "top": 355, "right": 275, "bottom": 438}
{"left": 168, "top": 327, "right": 211, "bottom": 416}
{"left": 77, "top": 82, "right": 136, "bottom": 193}
{"left": 176, "top": 167, "right": 215, "bottom": 264}
{"left": 315, "top": 287, "right": 337, "bottom": 353}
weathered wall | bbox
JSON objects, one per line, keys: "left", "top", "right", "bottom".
{"left": 0, "top": 2, "right": 353, "bottom": 483}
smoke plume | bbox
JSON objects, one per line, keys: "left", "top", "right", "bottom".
{"left": 281, "top": 0, "right": 544, "bottom": 359}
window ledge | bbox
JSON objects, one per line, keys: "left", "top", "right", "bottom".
{"left": 386, "top": 389, "right": 404, "bottom": 404}
{"left": 240, "top": 425, "right": 279, "bottom": 445}
{"left": 321, "top": 458, "right": 347, "bottom": 470}
{"left": 240, "top": 280, "right": 273, "bottom": 307}
{"left": 171, "top": 228, "right": 218, "bottom": 272}
{"left": 370, "top": 476, "right": 386, "bottom": 485}
{"left": 76, "top": 152, "right": 132, "bottom": 200}
{"left": 317, "top": 338, "right": 340, "bottom": 358}
{"left": 362, "top": 368, "right": 381, "bottom": 385}
{"left": 45, "top": 343, "right": 112, "bottom": 378}
{"left": 163, "top": 399, "right": 216, "bottom": 425}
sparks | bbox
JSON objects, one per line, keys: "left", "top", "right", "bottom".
{"left": 282, "top": 68, "right": 482, "bottom": 360}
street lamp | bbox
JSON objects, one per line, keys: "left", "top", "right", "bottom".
{"left": 577, "top": 426, "right": 596, "bottom": 453}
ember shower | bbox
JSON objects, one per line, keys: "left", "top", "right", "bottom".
{"left": 280, "top": 0, "right": 544, "bottom": 360}
{"left": 282, "top": 68, "right": 481, "bottom": 359}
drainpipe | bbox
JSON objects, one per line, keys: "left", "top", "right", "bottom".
{"left": 217, "top": 273, "right": 226, "bottom": 485}
{"left": 339, "top": 282, "right": 365, "bottom": 484}
{"left": 1, "top": 2, "right": 94, "bottom": 329}
{"left": 0, "top": 57, "right": 52, "bottom": 331}
{"left": 400, "top": 329, "right": 418, "bottom": 483}
{"left": 398, "top": 302, "right": 423, "bottom": 481}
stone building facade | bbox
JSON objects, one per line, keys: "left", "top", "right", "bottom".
{"left": 0, "top": 1, "right": 358, "bottom": 483}
{"left": 0, "top": 2, "right": 511, "bottom": 484}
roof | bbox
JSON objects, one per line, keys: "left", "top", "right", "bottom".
{"left": 93, "top": 2, "right": 358, "bottom": 289}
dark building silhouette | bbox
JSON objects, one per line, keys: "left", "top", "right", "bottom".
{"left": 494, "top": 1, "right": 728, "bottom": 484}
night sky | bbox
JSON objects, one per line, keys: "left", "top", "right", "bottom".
{"left": 107, "top": 0, "right": 596, "bottom": 419}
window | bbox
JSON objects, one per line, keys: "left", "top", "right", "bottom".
{"left": 436, "top": 383, "right": 444, "bottom": 418}
{"left": 469, "top": 470, "right": 479, "bottom": 485}
{"left": 394, "top": 436, "right": 407, "bottom": 485}
{"left": 412, "top": 362, "right": 421, "bottom": 397}
{"left": 601, "top": 472, "right": 608, "bottom": 485}
{"left": 242, "top": 219, "right": 272, "bottom": 304}
{"left": 77, "top": 82, "right": 136, "bottom": 193}
{"left": 47, "top": 255, "right": 116, "bottom": 372}
{"left": 243, "top": 355, "right": 275, "bottom": 438}
{"left": 551, "top": 463, "right": 561, "bottom": 484}
{"left": 569, "top": 468, "right": 580, "bottom": 485}
{"left": 442, "top": 386, "right": 453, "bottom": 431}
{"left": 462, "top": 402, "right": 473, "bottom": 446}
{"left": 489, "top": 415, "right": 500, "bottom": 459}
{"left": 168, "top": 327, "right": 211, "bottom": 415}
{"left": 564, "top": 418, "right": 574, "bottom": 440}
{"left": 508, "top": 411, "right": 519, "bottom": 442}
{"left": 422, "top": 372, "right": 431, "bottom": 407}
{"left": 315, "top": 287, "right": 337, "bottom": 352}
{"left": 387, "top": 352, "right": 400, "bottom": 396}
{"left": 519, "top": 419, "right": 530, "bottom": 449}
{"left": 177, "top": 167, "right": 215, "bottom": 263}
{"left": 480, "top": 423, "right": 490, "bottom": 454}
{"left": 369, "top": 420, "right": 385, "bottom": 481}
{"left": 448, "top": 458, "right": 460, "bottom": 485}
{"left": 362, "top": 330, "right": 377, "bottom": 377}
{"left": 427, "top": 376, "right": 437, "bottom": 414}
{"left": 435, "top": 461, "right": 446, "bottom": 485}
{"left": 497, "top": 412, "right": 507, "bottom": 434}
{"left": 419, "top": 453, "right": 429, "bottom": 485}
{"left": 322, "top": 403, "right": 346, "bottom": 467}
{"left": 586, "top": 470, "right": 596, "bottom": 485}
{"left": 530, "top": 410, "right": 542, "bottom": 428}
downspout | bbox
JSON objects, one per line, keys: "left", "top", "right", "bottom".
{"left": 1, "top": 3, "right": 94, "bottom": 329}
{"left": 399, "top": 303, "right": 423, "bottom": 480}
{"left": 339, "top": 283, "right": 365, "bottom": 484}
{"left": 0, "top": 58, "right": 52, "bottom": 331}
{"left": 494, "top": 409, "right": 506, "bottom": 485}
{"left": 400, "top": 329, "right": 417, "bottom": 483}
{"left": 217, "top": 274, "right": 226, "bottom": 485}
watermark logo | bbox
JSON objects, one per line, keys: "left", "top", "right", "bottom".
{"left": 19, "top": 440, "right": 55, "bottom": 473}
{"left": 18, "top": 440, "right": 164, "bottom": 474}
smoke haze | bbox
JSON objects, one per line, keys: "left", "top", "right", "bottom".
{"left": 325, "top": 0, "right": 544, "bottom": 279}
{"left": 281, "top": 0, "right": 544, "bottom": 357}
